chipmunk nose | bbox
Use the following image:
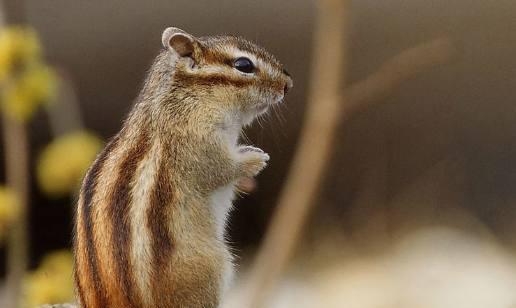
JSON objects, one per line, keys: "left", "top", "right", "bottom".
{"left": 283, "top": 76, "right": 293, "bottom": 95}
{"left": 282, "top": 68, "right": 293, "bottom": 95}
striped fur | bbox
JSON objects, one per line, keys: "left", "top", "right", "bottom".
{"left": 73, "top": 27, "right": 292, "bottom": 308}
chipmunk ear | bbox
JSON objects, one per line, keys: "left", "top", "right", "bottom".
{"left": 162, "top": 27, "right": 197, "bottom": 58}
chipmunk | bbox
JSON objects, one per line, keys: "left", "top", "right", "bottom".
{"left": 73, "top": 27, "right": 292, "bottom": 308}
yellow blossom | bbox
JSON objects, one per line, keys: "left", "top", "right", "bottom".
{"left": 24, "top": 250, "right": 75, "bottom": 308}
{"left": 0, "top": 186, "right": 20, "bottom": 241}
{"left": 37, "top": 131, "right": 103, "bottom": 197}
{"left": 1, "top": 64, "right": 58, "bottom": 121}
{"left": 0, "top": 27, "right": 41, "bottom": 82}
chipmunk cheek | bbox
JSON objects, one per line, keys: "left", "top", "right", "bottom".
{"left": 257, "top": 83, "right": 283, "bottom": 102}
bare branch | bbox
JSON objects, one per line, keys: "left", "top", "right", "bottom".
{"left": 235, "top": 0, "right": 351, "bottom": 307}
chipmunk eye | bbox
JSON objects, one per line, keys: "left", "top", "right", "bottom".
{"left": 233, "top": 57, "right": 255, "bottom": 74}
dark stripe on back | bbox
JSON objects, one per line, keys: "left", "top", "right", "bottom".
{"left": 147, "top": 154, "right": 174, "bottom": 298}
{"left": 78, "top": 134, "right": 120, "bottom": 308}
{"left": 107, "top": 131, "right": 151, "bottom": 308}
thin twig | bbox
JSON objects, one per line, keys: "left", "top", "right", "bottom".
{"left": 2, "top": 115, "right": 30, "bottom": 308}
{"left": 344, "top": 37, "right": 455, "bottom": 114}
{"left": 46, "top": 69, "right": 84, "bottom": 136}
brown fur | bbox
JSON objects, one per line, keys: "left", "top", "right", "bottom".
{"left": 74, "top": 27, "right": 292, "bottom": 308}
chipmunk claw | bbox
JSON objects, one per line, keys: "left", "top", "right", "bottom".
{"left": 238, "top": 145, "right": 269, "bottom": 177}
{"left": 238, "top": 145, "right": 266, "bottom": 155}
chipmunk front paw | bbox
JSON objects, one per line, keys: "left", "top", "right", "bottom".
{"left": 237, "top": 145, "right": 269, "bottom": 177}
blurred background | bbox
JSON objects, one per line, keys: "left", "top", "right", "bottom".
{"left": 0, "top": 0, "right": 515, "bottom": 307}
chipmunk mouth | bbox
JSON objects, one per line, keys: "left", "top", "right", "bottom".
{"left": 241, "top": 92, "right": 284, "bottom": 126}
{"left": 253, "top": 92, "right": 284, "bottom": 115}
{"left": 240, "top": 102, "right": 269, "bottom": 127}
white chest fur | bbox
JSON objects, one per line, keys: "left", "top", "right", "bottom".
{"left": 209, "top": 183, "right": 237, "bottom": 304}
{"left": 209, "top": 183, "right": 236, "bottom": 241}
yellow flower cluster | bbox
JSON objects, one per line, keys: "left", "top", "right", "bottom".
{"left": 24, "top": 250, "right": 75, "bottom": 308}
{"left": 0, "top": 186, "right": 20, "bottom": 241}
{"left": 2, "top": 64, "right": 57, "bottom": 121}
{"left": 0, "top": 27, "right": 57, "bottom": 121}
{"left": 37, "top": 131, "right": 103, "bottom": 197}
{"left": 0, "top": 27, "right": 40, "bottom": 81}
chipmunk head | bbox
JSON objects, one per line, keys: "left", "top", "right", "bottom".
{"left": 155, "top": 27, "right": 292, "bottom": 134}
